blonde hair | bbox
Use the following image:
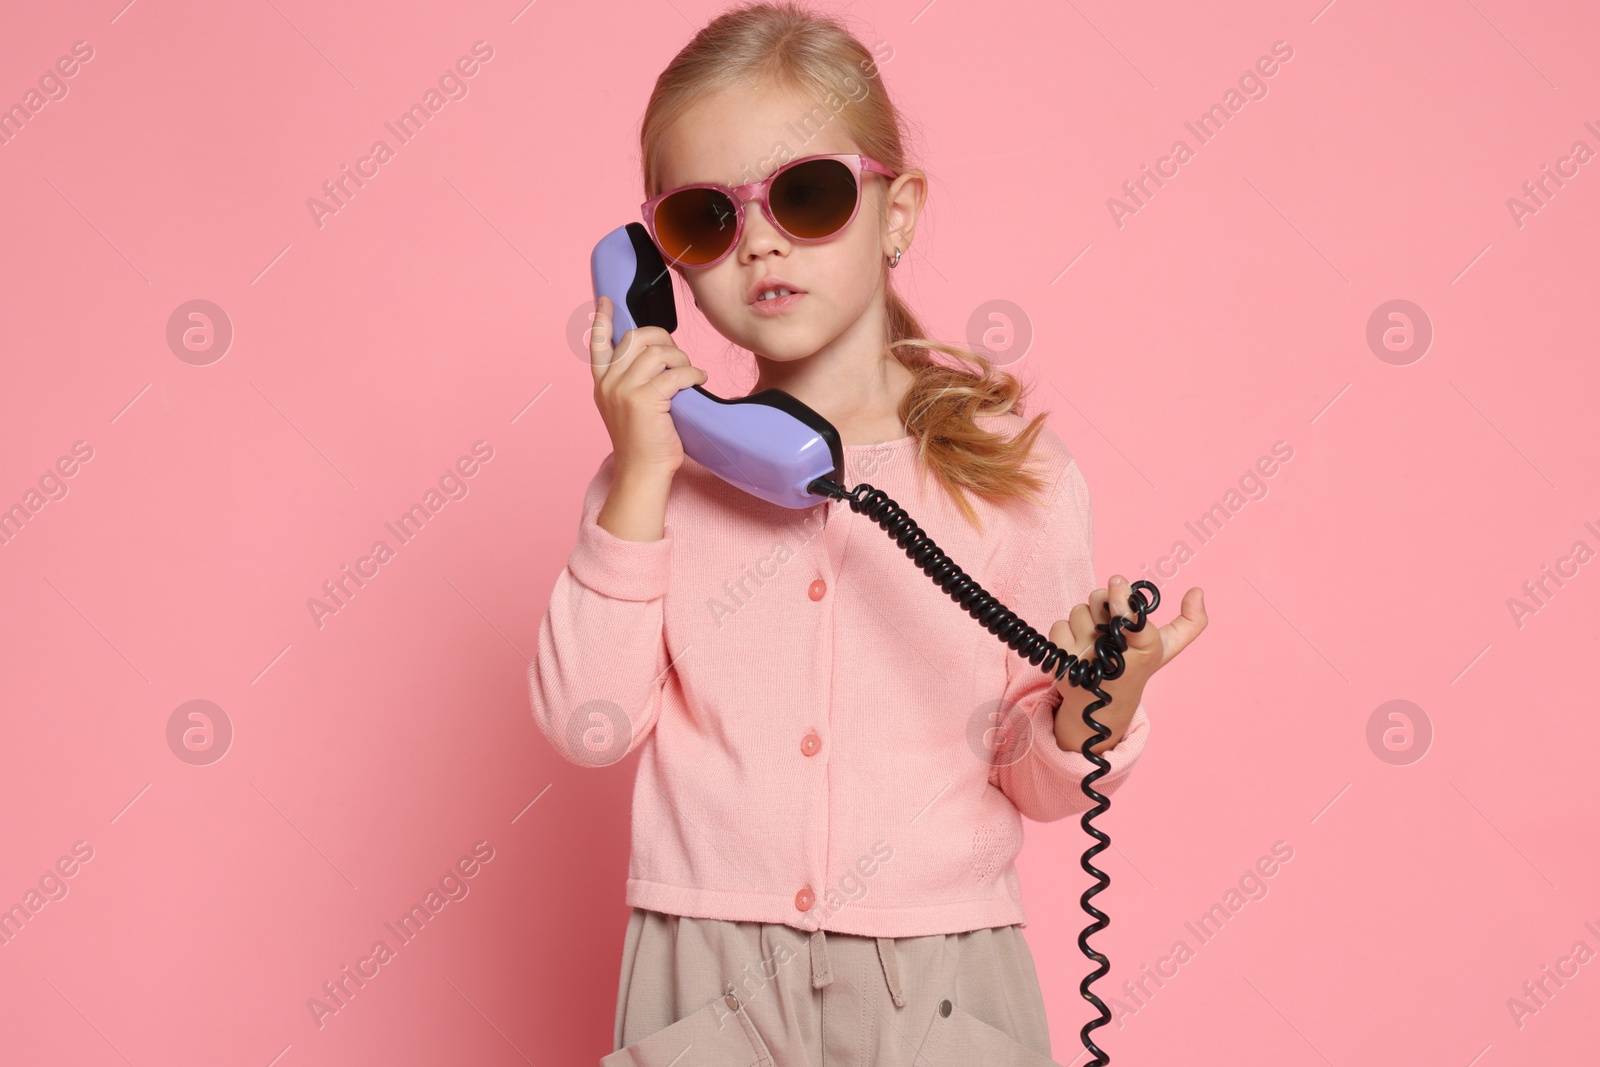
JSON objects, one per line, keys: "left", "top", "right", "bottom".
{"left": 640, "top": 0, "right": 1052, "bottom": 529}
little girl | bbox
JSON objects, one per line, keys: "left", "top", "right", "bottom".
{"left": 530, "top": 4, "right": 1205, "bottom": 1064}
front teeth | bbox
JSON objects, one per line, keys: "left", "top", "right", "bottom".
{"left": 757, "top": 288, "right": 794, "bottom": 301}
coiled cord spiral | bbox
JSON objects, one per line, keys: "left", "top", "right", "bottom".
{"left": 810, "top": 476, "right": 1159, "bottom": 1067}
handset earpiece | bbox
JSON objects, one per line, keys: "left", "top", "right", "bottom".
{"left": 590, "top": 222, "right": 677, "bottom": 341}
{"left": 590, "top": 223, "right": 842, "bottom": 509}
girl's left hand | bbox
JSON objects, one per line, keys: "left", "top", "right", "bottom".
{"left": 1048, "top": 576, "right": 1208, "bottom": 755}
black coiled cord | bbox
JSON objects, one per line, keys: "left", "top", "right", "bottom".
{"left": 810, "top": 476, "right": 1159, "bottom": 1067}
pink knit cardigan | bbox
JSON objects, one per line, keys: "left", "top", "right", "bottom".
{"left": 528, "top": 412, "right": 1151, "bottom": 938}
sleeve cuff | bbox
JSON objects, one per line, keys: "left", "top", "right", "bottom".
{"left": 567, "top": 516, "right": 675, "bottom": 601}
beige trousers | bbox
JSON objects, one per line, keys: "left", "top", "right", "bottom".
{"left": 605, "top": 908, "right": 1064, "bottom": 1066}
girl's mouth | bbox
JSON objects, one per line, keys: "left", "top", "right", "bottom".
{"left": 749, "top": 291, "right": 805, "bottom": 316}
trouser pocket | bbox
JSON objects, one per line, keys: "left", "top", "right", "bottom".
{"left": 917, "top": 998, "right": 1063, "bottom": 1067}
{"left": 602, "top": 988, "right": 775, "bottom": 1067}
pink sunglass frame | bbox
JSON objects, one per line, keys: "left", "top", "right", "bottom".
{"left": 641, "top": 152, "right": 899, "bottom": 269}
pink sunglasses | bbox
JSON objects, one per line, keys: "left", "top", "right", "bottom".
{"left": 641, "top": 152, "right": 899, "bottom": 269}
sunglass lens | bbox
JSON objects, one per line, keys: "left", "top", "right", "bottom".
{"left": 770, "top": 158, "right": 859, "bottom": 239}
{"left": 654, "top": 188, "right": 739, "bottom": 266}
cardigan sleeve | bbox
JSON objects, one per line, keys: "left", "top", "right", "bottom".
{"left": 528, "top": 452, "right": 675, "bottom": 768}
{"left": 988, "top": 452, "right": 1152, "bottom": 823}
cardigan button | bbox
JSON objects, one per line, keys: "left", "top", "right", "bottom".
{"left": 938, "top": 999, "right": 952, "bottom": 1017}
{"left": 801, "top": 732, "right": 821, "bottom": 756}
{"left": 795, "top": 885, "right": 815, "bottom": 911}
{"left": 808, "top": 578, "right": 827, "bottom": 601}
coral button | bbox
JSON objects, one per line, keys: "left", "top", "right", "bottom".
{"left": 801, "top": 732, "right": 821, "bottom": 756}
{"left": 795, "top": 886, "right": 815, "bottom": 911}
{"left": 808, "top": 578, "right": 826, "bottom": 601}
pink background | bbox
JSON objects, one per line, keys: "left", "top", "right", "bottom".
{"left": 3, "top": 0, "right": 1597, "bottom": 1064}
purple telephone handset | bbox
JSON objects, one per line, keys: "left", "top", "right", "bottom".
{"left": 589, "top": 222, "right": 843, "bottom": 510}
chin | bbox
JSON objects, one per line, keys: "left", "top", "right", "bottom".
{"left": 741, "top": 334, "right": 813, "bottom": 360}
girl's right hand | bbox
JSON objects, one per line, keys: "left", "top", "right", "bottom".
{"left": 588, "top": 295, "right": 709, "bottom": 479}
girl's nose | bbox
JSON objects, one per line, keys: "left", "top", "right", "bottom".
{"left": 736, "top": 197, "right": 787, "bottom": 260}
